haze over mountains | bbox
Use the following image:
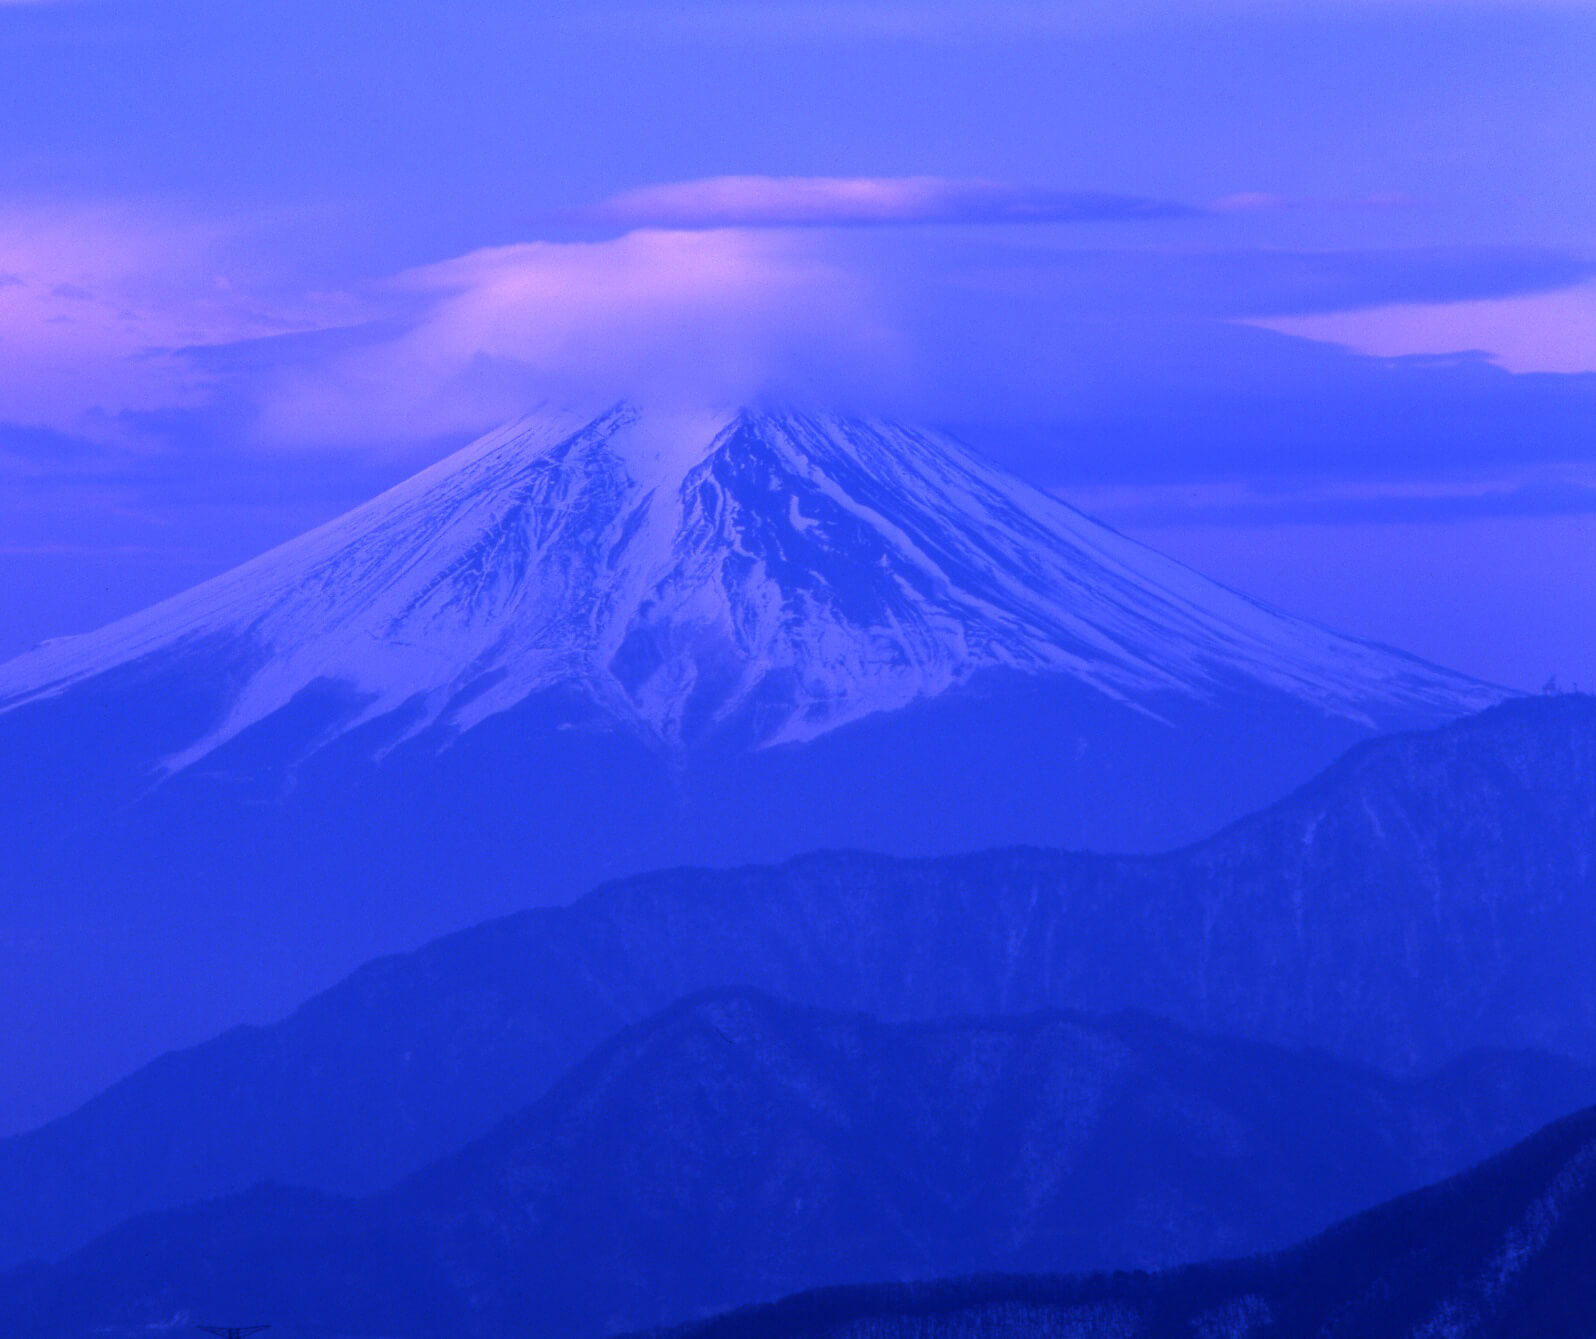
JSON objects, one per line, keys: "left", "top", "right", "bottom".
{"left": 3, "top": 693, "right": 1590, "bottom": 1277}
{"left": 0, "top": 405, "right": 1503, "bottom": 1130}
{"left": 5, "top": 988, "right": 1592, "bottom": 1339}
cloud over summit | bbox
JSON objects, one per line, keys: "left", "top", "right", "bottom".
{"left": 588, "top": 176, "right": 1195, "bottom": 230}
{"left": 255, "top": 228, "right": 905, "bottom": 446}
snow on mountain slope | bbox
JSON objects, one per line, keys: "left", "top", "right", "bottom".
{"left": 0, "top": 403, "right": 1501, "bottom": 764}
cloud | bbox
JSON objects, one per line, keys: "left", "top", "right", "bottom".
{"left": 0, "top": 203, "right": 357, "bottom": 437}
{"left": 218, "top": 230, "right": 1596, "bottom": 482}
{"left": 1246, "top": 280, "right": 1596, "bottom": 373}
{"left": 1066, "top": 473, "right": 1596, "bottom": 528}
{"left": 254, "top": 228, "right": 906, "bottom": 446}
{"left": 1209, "top": 191, "right": 1416, "bottom": 214}
{"left": 3, "top": 197, "right": 1592, "bottom": 502}
{"left": 575, "top": 0, "right": 1596, "bottom": 43}
{"left": 587, "top": 176, "right": 1195, "bottom": 230}
{"left": 923, "top": 242, "right": 1596, "bottom": 320}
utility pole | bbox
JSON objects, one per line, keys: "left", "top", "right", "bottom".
{"left": 196, "top": 1327, "right": 270, "bottom": 1339}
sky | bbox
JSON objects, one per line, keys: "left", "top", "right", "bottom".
{"left": 0, "top": 0, "right": 1593, "bottom": 689}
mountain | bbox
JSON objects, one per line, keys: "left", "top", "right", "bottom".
{"left": 3, "top": 989, "right": 1592, "bottom": 1339}
{"left": 641, "top": 1100, "right": 1596, "bottom": 1339}
{"left": 0, "top": 405, "right": 1500, "bottom": 1132}
{"left": 2, "top": 694, "right": 1589, "bottom": 1270}
{"left": 0, "top": 404, "right": 1490, "bottom": 758}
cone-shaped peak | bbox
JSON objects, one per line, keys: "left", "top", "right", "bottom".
{"left": 0, "top": 404, "right": 1501, "bottom": 764}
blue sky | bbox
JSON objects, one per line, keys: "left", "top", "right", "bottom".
{"left": 0, "top": 0, "right": 1592, "bottom": 687}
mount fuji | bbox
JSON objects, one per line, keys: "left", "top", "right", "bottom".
{"left": 0, "top": 403, "right": 1493, "bottom": 758}
{"left": 0, "top": 403, "right": 1501, "bottom": 1128}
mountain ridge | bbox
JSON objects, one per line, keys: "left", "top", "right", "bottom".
{"left": 0, "top": 694, "right": 1590, "bottom": 1269}
{"left": 4, "top": 987, "right": 1593, "bottom": 1339}
{"left": 637, "top": 1098, "right": 1596, "bottom": 1339}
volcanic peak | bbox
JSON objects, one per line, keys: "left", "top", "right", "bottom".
{"left": 0, "top": 403, "right": 1500, "bottom": 764}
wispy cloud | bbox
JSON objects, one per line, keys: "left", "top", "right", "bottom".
{"left": 946, "top": 243, "right": 1595, "bottom": 320}
{"left": 2, "top": 195, "right": 1592, "bottom": 492}
{"left": 587, "top": 176, "right": 1195, "bottom": 230}
{"left": 1210, "top": 191, "right": 1417, "bottom": 214}
{"left": 1246, "top": 281, "right": 1596, "bottom": 373}
{"left": 0, "top": 203, "right": 357, "bottom": 436}
{"left": 1068, "top": 473, "right": 1596, "bottom": 528}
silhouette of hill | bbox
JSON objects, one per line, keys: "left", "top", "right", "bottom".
{"left": 0, "top": 695, "right": 1590, "bottom": 1269}
{"left": 642, "top": 1100, "right": 1596, "bottom": 1339}
{"left": 3, "top": 990, "right": 1592, "bottom": 1339}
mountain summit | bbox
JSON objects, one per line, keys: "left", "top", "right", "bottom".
{"left": 0, "top": 404, "right": 1495, "bottom": 766}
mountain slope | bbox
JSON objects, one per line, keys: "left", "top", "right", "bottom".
{"left": 642, "top": 1100, "right": 1596, "bottom": 1339}
{"left": 1, "top": 694, "right": 1590, "bottom": 1270}
{"left": 3, "top": 989, "right": 1592, "bottom": 1339}
{"left": 0, "top": 404, "right": 1493, "bottom": 757}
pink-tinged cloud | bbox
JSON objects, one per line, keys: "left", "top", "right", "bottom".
{"left": 0, "top": 204, "right": 351, "bottom": 435}
{"left": 257, "top": 228, "right": 908, "bottom": 447}
{"left": 1210, "top": 191, "right": 1416, "bottom": 213}
{"left": 1249, "top": 281, "right": 1596, "bottom": 374}
{"left": 589, "top": 176, "right": 1193, "bottom": 229}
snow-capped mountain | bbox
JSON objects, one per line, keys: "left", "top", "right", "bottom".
{"left": 0, "top": 404, "right": 1496, "bottom": 768}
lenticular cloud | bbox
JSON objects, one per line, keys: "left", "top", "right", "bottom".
{"left": 589, "top": 175, "right": 1194, "bottom": 229}
{"left": 257, "top": 228, "right": 905, "bottom": 446}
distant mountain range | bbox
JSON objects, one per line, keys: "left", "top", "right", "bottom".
{"left": 643, "top": 1099, "right": 1596, "bottom": 1339}
{"left": 0, "top": 405, "right": 1501, "bottom": 1130}
{"left": 2, "top": 693, "right": 1590, "bottom": 1273}
{"left": 2, "top": 989, "right": 1591, "bottom": 1339}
